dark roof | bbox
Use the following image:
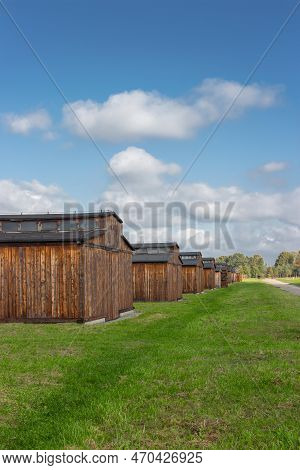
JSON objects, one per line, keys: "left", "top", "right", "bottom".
{"left": 180, "top": 251, "right": 202, "bottom": 257}
{"left": 132, "top": 253, "right": 171, "bottom": 264}
{"left": 203, "top": 261, "right": 215, "bottom": 269}
{"left": 203, "top": 257, "right": 216, "bottom": 269}
{"left": 181, "top": 258, "right": 199, "bottom": 266}
{"left": 215, "top": 263, "right": 228, "bottom": 271}
{"left": 132, "top": 242, "right": 179, "bottom": 250}
{"left": 228, "top": 267, "right": 237, "bottom": 273}
{"left": 0, "top": 229, "right": 105, "bottom": 245}
{"left": 180, "top": 252, "right": 203, "bottom": 266}
{"left": 0, "top": 211, "right": 123, "bottom": 223}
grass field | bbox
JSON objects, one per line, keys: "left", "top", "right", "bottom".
{"left": 0, "top": 281, "right": 299, "bottom": 450}
{"left": 277, "top": 278, "right": 300, "bottom": 287}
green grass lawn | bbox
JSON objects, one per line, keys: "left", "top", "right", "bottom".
{"left": 0, "top": 281, "right": 299, "bottom": 450}
{"left": 277, "top": 278, "right": 300, "bottom": 287}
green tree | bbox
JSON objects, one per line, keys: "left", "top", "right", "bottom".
{"left": 265, "top": 266, "right": 275, "bottom": 278}
{"left": 216, "top": 253, "right": 261, "bottom": 278}
{"left": 248, "top": 254, "right": 266, "bottom": 278}
{"left": 293, "top": 251, "right": 300, "bottom": 276}
{"left": 274, "top": 251, "right": 296, "bottom": 277}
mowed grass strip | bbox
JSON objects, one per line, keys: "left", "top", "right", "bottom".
{"left": 0, "top": 281, "right": 299, "bottom": 450}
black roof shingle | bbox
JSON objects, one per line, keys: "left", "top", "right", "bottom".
{"left": 132, "top": 253, "right": 171, "bottom": 263}
{"left": 0, "top": 211, "right": 123, "bottom": 223}
{"left": 132, "top": 242, "right": 179, "bottom": 250}
{"left": 180, "top": 251, "right": 203, "bottom": 266}
{"left": 0, "top": 229, "right": 105, "bottom": 245}
{"left": 202, "top": 257, "right": 216, "bottom": 269}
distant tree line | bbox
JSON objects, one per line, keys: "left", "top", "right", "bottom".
{"left": 267, "top": 251, "right": 300, "bottom": 278}
{"left": 216, "top": 251, "right": 300, "bottom": 278}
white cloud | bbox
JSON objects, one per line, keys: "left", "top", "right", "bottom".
{"left": 102, "top": 146, "right": 299, "bottom": 226}
{"left": 63, "top": 79, "right": 280, "bottom": 142}
{"left": 2, "top": 109, "right": 52, "bottom": 135}
{"left": 109, "top": 146, "right": 180, "bottom": 191}
{"left": 0, "top": 179, "right": 70, "bottom": 213}
{"left": 259, "top": 161, "right": 287, "bottom": 173}
{"left": 0, "top": 145, "right": 296, "bottom": 264}
{"left": 98, "top": 147, "right": 300, "bottom": 263}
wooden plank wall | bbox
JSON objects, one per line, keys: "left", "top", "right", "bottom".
{"left": 177, "top": 264, "right": 183, "bottom": 299}
{"left": 78, "top": 243, "right": 133, "bottom": 322}
{"left": 118, "top": 251, "right": 133, "bottom": 313}
{"left": 133, "top": 262, "right": 182, "bottom": 302}
{"left": 98, "top": 215, "right": 121, "bottom": 249}
{"left": 203, "top": 268, "right": 215, "bottom": 290}
{"left": 221, "top": 270, "right": 228, "bottom": 288}
{"left": 0, "top": 240, "right": 133, "bottom": 323}
{"left": 82, "top": 246, "right": 119, "bottom": 321}
{"left": 167, "top": 262, "right": 182, "bottom": 300}
{"left": 182, "top": 266, "right": 202, "bottom": 293}
{"left": 168, "top": 252, "right": 183, "bottom": 300}
{"left": 200, "top": 267, "right": 205, "bottom": 292}
{"left": 133, "top": 263, "right": 168, "bottom": 301}
{"left": 0, "top": 244, "right": 81, "bottom": 322}
{"left": 215, "top": 271, "right": 221, "bottom": 288}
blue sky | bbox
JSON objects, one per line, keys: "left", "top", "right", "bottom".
{"left": 0, "top": 0, "right": 299, "bottom": 261}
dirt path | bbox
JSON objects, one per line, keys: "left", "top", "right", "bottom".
{"left": 263, "top": 278, "right": 300, "bottom": 297}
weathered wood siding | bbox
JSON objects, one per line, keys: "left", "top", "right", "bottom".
{"left": 81, "top": 246, "right": 115, "bottom": 321}
{"left": 0, "top": 244, "right": 81, "bottom": 322}
{"left": 133, "top": 260, "right": 182, "bottom": 302}
{"left": 203, "top": 268, "right": 215, "bottom": 290}
{"left": 167, "top": 262, "right": 182, "bottom": 300}
{"left": 168, "top": 251, "right": 182, "bottom": 300}
{"left": 221, "top": 269, "right": 228, "bottom": 288}
{"left": 200, "top": 267, "right": 205, "bottom": 292}
{"left": 98, "top": 214, "right": 122, "bottom": 248}
{"left": 118, "top": 250, "right": 133, "bottom": 313}
{"left": 182, "top": 266, "right": 203, "bottom": 293}
{"left": 215, "top": 271, "right": 221, "bottom": 288}
{"left": 133, "top": 263, "right": 168, "bottom": 301}
{"left": 82, "top": 246, "right": 133, "bottom": 321}
{"left": 0, "top": 238, "right": 133, "bottom": 323}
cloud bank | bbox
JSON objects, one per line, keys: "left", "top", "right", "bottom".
{"left": 63, "top": 79, "right": 280, "bottom": 142}
{"left": 2, "top": 109, "right": 52, "bottom": 135}
{"left": 0, "top": 179, "right": 70, "bottom": 214}
{"left": 100, "top": 147, "right": 300, "bottom": 262}
{"left": 103, "top": 147, "right": 300, "bottom": 227}
{"left": 0, "top": 146, "right": 296, "bottom": 263}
